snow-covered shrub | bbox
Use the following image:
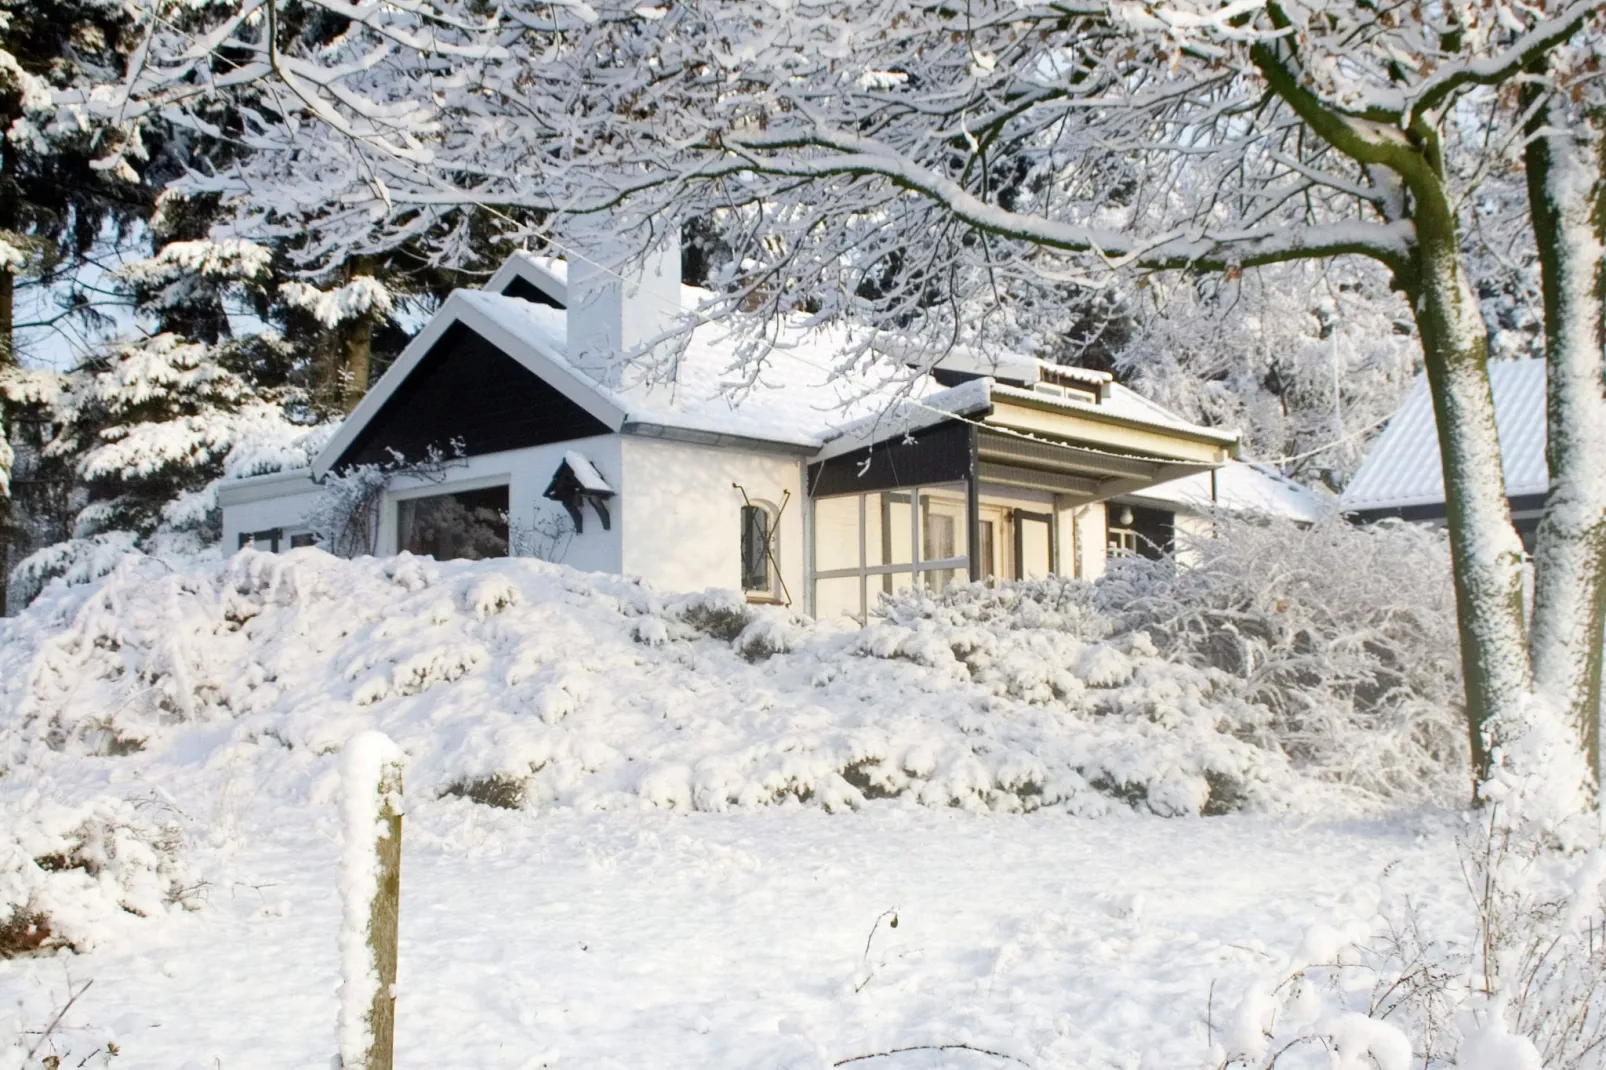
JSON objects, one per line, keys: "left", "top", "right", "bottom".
{"left": 0, "top": 797, "right": 194, "bottom": 957}
{"left": 0, "top": 549, "right": 1404, "bottom": 818}
{"left": 305, "top": 443, "right": 466, "bottom": 557}
{"left": 1098, "top": 514, "right": 1465, "bottom": 799}
{"left": 7, "top": 533, "right": 140, "bottom": 608}
{"left": 872, "top": 515, "right": 1462, "bottom": 804}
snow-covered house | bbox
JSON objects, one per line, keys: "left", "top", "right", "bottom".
{"left": 219, "top": 247, "right": 1320, "bottom": 619}
{"left": 1342, "top": 360, "right": 1546, "bottom": 546}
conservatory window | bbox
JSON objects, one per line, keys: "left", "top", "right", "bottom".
{"left": 396, "top": 484, "right": 510, "bottom": 560}
{"left": 811, "top": 485, "right": 970, "bottom": 622}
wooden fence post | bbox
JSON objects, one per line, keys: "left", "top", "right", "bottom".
{"left": 338, "top": 731, "right": 405, "bottom": 1070}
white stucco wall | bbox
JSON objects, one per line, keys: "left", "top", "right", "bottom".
{"left": 1170, "top": 510, "right": 1213, "bottom": 568}
{"left": 219, "top": 471, "right": 324, "bottom": 550}
{"left": 619, "top": 436, "right": 806, "bottom": 601}
{"left": 376, "top": 435, "right": 624, "bottom": 574}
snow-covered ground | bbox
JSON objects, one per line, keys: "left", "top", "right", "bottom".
{"left": 2, "top": 801, "right": 1466, "bottom": 1069}
{"left": 0, "top": 548, "right": 1481, "bottom": 1068}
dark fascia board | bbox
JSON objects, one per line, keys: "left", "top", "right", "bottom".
{"left": 807, "top": 419, "right": 973, "bottom": 498}
{"left": 1345, "top": 492, "right": 1548, "bottom": 525}
{"left": 312, "top": 291, "right": 625, "bottom": 479}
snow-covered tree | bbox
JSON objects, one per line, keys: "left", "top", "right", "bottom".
{"left": 2, "top": 331, "right": 298, "bottom": 543}
{"left": 75, "top": 0, "right": 1606, "bottom": 792}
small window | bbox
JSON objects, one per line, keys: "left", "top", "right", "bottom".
{"left": 740, "top": 502, "right": 779, "bottom": 599}
{"left": 238, "top": 528, "right": 282, "bottom": 552}
{"left": 289, "top": 532, "right": 317, "bottom": 549}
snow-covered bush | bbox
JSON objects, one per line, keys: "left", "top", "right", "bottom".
{"left": 871, "top": 513, "right": 1463, "bottom": 803}
{"left": 1214, "top": 816, "right": 1606, "bottom": 1070}
{"left": 1100, "top": 514, "right": 1465, "bottom": 799}
{"left": 6, "top": 533, "right": 141, "bottom": 609}
{"left": 0, "top": 797, "right": 194, "bottom": 957}
{"left": 0, "top": 544, "right": 1461, "bottom": 819}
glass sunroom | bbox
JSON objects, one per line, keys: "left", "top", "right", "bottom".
{"left": 804, "top": 377, "right": 1239, "bottom": 622}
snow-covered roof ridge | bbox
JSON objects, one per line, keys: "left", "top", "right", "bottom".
{"left": 1342, "top": 359, "right": 1546, "bottom": 513}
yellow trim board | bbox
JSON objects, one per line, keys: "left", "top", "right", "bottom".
{"left": 986, "top": 399, "right": 1236, "bottom": 465}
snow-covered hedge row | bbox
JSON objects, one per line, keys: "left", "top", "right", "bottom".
{"left": 0, "top": 513, "right": 1463, "bottom": 824}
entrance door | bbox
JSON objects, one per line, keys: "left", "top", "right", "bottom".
{"left": 1013, "top": 510, "right": 1054, "bottom": 580}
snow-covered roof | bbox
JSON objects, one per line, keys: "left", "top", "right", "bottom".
{"left": 991, "top": 382, "right": 1241, "bottom": 447}
{"left": 1342, "top": 360, "right": 1547, "bottom": 514}
{"left": 1126, "top": 461, "right": 1331, "bottom": 523}
{"left": 314, "top": 253, "right": 1243, "bottom": 479}
{"left": 562, "top": 450, "right": 613, "bottom": 494}
{"left": 451, "top": 289, "right": 950, "bottom": 452}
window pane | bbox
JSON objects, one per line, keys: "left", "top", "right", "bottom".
{"left": 398, "top": 486, "right": 510, "bottom": 560}
{"left": 977, "top": 519, "right": 998, "bottom": 581}
{"left": 741, "top": 505, "right": 770, "bottom": 591}
{"left": 869, "top": 572, "right": 913, "bottom": 616}
{"left": 813, "top": 576, "right": 862, "bottom": 622}
{"left": 921, "top": 568, "right": 960, "bottom": 593}
{"left": 867, "top": 492, "right": 912, "bottom": 567}
{"left": 919, "top": 491, "right": 967, "bottom": 562}
{"left": 813, "top": 494, "right": 860, "bottom": 572}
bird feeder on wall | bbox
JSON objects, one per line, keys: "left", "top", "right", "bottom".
{"left": 543, "top": 450, "right": 615, "bottom": 533}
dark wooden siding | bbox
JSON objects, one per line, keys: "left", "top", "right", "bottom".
{"left": 500, "top": 275, "right": 565, "bottom": 309}
{"left": 807, "top": 420, "right": 972, "bottom": 497}
{"left": 332, "top": 323, "right": 611, "bottom": 470}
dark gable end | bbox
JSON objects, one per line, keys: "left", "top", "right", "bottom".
{"left": 499, "top": 274, "right": 564, "bottom": 309}
{"left": 332, "top": 322, "right": 611, "bottom": 470}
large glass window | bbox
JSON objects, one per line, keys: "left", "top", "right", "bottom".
{"left": 812, "top": 485, "right": 969, "bottom": 621}
{"left": 814, "top": 494, "right": 860, "bottom": 572}
{"left": 397, "top": 485, "right": 509, "bottom": 560}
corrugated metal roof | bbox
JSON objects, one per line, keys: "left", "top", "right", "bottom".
{"left": 1341, "top": 359, "right": 1548, "bottom": 513}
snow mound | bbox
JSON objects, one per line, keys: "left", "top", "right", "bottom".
{"left": 0, "top": 549, "right": 1375, "bottom": 826}
{"left": 1, "top": 796, "right": 194, "bottom": 957}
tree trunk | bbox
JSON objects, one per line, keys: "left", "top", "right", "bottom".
{"left": 340, "top": 257, "right": 376, "bottom": 413}
{"left": 342, "top": 314, "right": 374, "bottom": 414}
{"left": 1524, "top": 86, "right": 1606, "bottom": 783}
{"left": 1404, "top": 183, "right": 1534, "bottom": 787}
{"left": 1, "top": 137, "right": 17, "bottom": 616}
{"left": 0, "top": 268, "right": 13, "bottom": 370}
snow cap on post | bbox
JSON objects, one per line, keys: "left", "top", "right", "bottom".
{"left": 337, "top": 730, "right": 406, "bottom": 1070}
